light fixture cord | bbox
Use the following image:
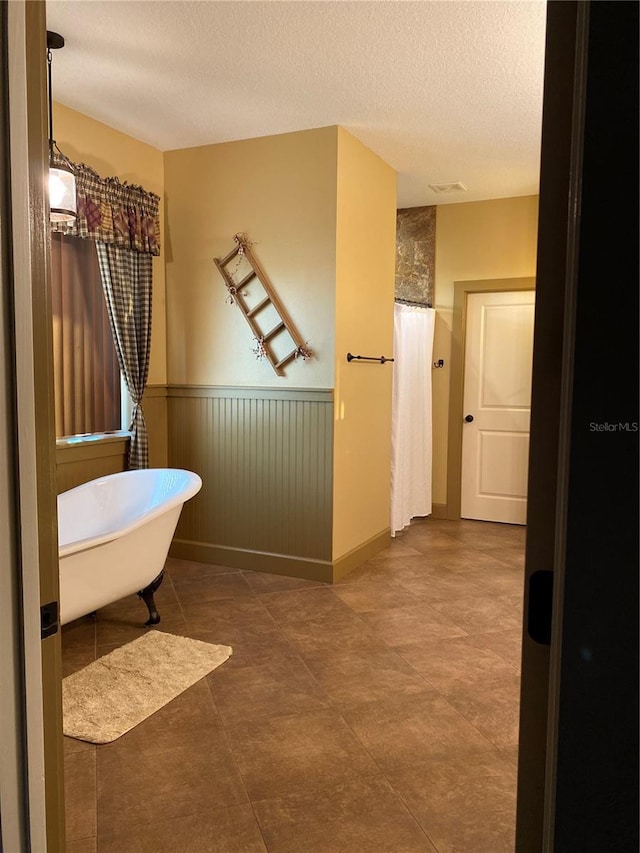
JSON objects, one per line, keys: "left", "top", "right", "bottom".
{"left": 47, "top": 45, "right": 54, "bottom": 152}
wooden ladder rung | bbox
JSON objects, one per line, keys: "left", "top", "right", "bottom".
{"left": 263, "top": 321, "right": 285, "bottom": 341}
{"left": 219, "top": 244, "right": 241, "bottom": 267}
{"left": 236, "top": 270, "right": 257, "bottom": 289}
{"left": 246, "top": 296, "right": 271, "bottom": 318}
{"left": 275, "top": 349, "right": 298, "bottom": 370}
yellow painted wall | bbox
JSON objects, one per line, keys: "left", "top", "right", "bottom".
{"left": 52, "top": 110, "right": 397, "bottom": 567}
{"left": 432, "top": 195, "right": 539, "bottom": 505}
{"left": 163, "top": 127, "right": 338, "bottom": 388}
{"left": 50, "top": 105, "right": 535, "bottom": 551}
{"left": 52, "top": 103, "right": 167, "bottom": 385}
{"left": 333, "top": 128, "right": 397, "bottom": 560}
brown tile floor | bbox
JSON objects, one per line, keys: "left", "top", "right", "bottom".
{"left": 62, "top": 517, "right": 525, "bottom": 852}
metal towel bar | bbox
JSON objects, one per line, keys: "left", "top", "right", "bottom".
{"left": 346, "top": 352, "right": 394, "bottom": 364}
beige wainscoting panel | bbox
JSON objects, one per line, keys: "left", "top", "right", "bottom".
{"left": 168, "top": 387, "right": 334, "bottom": 569}
{"left": 55, "top": 434, "right": 129, "bottom": 494}
{"left": 143, "top": 384, "right": 168, "bottom": 469}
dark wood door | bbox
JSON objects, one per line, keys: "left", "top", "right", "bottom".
{"left": 517, "top": 2, "right": 639, "bottom": 850}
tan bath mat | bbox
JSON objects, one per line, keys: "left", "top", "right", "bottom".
{"left": 63, "top": 631, "right": 232, "bottom": 744}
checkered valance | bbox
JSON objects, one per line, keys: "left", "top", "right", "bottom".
{"left": 50, "top": 157, "right": 161, "bottom": 256}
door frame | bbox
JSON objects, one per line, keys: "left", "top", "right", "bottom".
{"left": 445, "top": 276, "right": 536, "bottom": 520}
{"left": 517, "top": 2, "right": 639, "bottom": 849}
{"left": 1, "top": 2, "right": 65, "bottom": 849}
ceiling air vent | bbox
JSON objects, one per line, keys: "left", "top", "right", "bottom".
{"left": 428, "top": 181, "right": 468, "bottom": 194}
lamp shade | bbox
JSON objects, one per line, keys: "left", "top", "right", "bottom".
{"left": 49, "top": 158, "right": 77, "bottom": 223}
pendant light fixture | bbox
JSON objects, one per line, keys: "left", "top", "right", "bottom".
{"left": 47, "top": 31, "right": 76, "bottom": 222}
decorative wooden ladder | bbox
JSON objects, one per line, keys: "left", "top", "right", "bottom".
{"left": 214, "top": 234, "right": 311, "bottom": 376}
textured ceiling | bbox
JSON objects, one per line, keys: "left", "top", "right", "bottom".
{"left": 45, "top": 0, "right": 547, "bottom": 208}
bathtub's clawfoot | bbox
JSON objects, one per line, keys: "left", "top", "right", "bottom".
{"left": 137, "top": 570, "right": 165, "bottom": 627}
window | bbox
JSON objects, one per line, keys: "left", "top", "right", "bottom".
{"left": 50, "top": 233, "right": 121, "bottom": 437}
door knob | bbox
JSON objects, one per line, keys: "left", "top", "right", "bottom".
{"left": 464, "top": 414, "right": 474, "bottom": 423}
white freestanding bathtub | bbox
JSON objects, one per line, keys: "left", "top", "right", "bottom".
{"left": 58, "top": 468, "right": 202, "bottom": 626}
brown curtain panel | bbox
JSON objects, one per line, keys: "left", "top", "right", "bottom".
{"left": 50, "top": 233, "right": 121, "bottom": 437}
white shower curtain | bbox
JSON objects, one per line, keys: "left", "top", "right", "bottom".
{"left": 390, "top": 302, "right": 436, "bottom": 536}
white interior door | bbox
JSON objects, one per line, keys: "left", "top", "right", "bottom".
{"left": 461, "top": 290, "right": 535, "bottom": 524}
